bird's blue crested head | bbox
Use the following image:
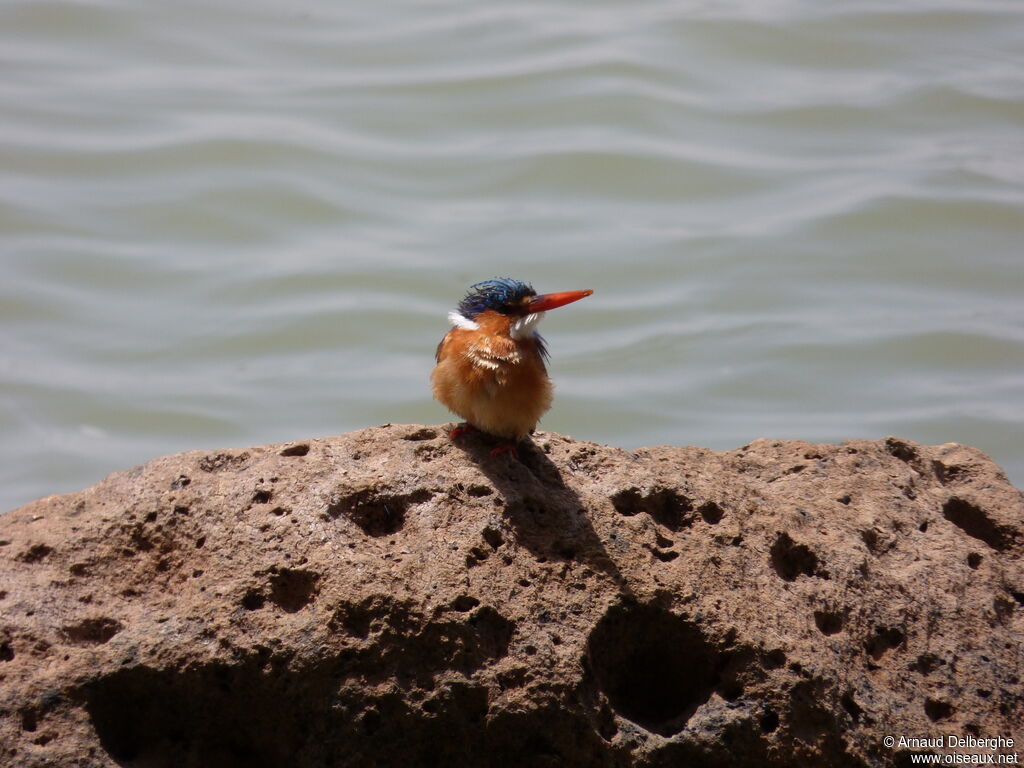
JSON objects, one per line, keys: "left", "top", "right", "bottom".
{"left": 457, "top": 278, "right": 537, "bottom": 319}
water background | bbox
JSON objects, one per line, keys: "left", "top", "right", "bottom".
{"left": 3, "top": 0, "right": 1023, "bottom": 512}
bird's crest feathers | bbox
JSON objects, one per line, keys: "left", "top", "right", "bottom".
{"left": 457, "top": 278, "right": 536, "bottom": 319}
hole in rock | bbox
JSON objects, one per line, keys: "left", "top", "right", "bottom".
{"left": 82, "top": 661, "right": 504, "bottom": 768}
{"left": 587, "top": 603, "right": 721, "bottom": 736}
{"left": 61, "top": 617, "right": 123, "bottom": 645}
{"left": 327, "top": 596, "right": 513, "bottom": 676}
{"left": 698, "top": 501, "right": 724, "bottom": 524}
{"left": 840, "top": 692, "right": 863, "bottom": 722}
{"left": 924, "top": 698, "right": 954, "bottom": 722}
{"left": 770, "top": 532, "right": 824, "bottom": 581}
{"left": 885, "top": 438, "right": 921, "bottom": 466}
{"left": 865, "top": 626, "right": 904, "bottom": 660}
{"left": 609, "top": 488, "right": 643, "bottom": 517}
{"left": 199, "top": 452, "right": 249, "bottom": 472}
{"left": 20, "top": 708, "right": 38, "bottom": 732}
{"left": 402, "top": 428, "right": 437, "bottom": 442}
{"left": 241, "top": 591, "right": 266, "bottom": 611}
{"left": 328, "top": 487, "right": 432, "bottom": 537}
{"left": 813, "top": 610, "right": 844, "bottom": 636}
{"left": 18, "top": 543, "right": 53, "bottom": 563}
{"left": 329, "top": 597, "right": 383, "bottom": 639}
{"left": 910, "top": 653, "right": 944, "bottom": 675}
{"left": 860, "top": 528, "right": 881, "bottom": 554}
{"left": 466, "top": 547, "right": 488, "bottom": 567}
{"left": 764, "top": 649, "right": 787, "bottom": 669}
{"left": 651, "top": 548, "right": 679, "bottom": 562}
{"left": 942, "top": 497, "right": 1009, "bottom": 551}
{"left": 268, "top": 568, "right": 321, "bottom": 613}
{"left": 610, "top": 487, "right": 694, "bottom": 531}
{"left": 931, "top": 459, "right": 968, "bottom": 485}
{"left": 451, "top": 596, "right": 480, "bottom": 613}
{"left": 481, "top": 527, "right": 504, "bottom": 549}
{"left": 279, "top": 443, "right": 310, "bottom": 457}
{"left": 993, "top": 596, "right": 1015, "bottom": 622}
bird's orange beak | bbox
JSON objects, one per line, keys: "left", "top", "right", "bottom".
{"left": 526, "top": 289, "right": 593, "bottom": 314}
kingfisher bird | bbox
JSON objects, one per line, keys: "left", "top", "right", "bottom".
{"left": 431, "top": 278, "right": 593, "bottom": 453}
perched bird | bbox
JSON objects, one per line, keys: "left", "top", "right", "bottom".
{"left": 431, "top": 278, "right": 592, "bottom": 453}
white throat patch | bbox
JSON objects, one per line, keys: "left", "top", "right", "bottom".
{"left": 447, "top": 310, "right": 480, "bottom": 331}
{"left": 510, "top": 311, "right": 545, "bottom": 340}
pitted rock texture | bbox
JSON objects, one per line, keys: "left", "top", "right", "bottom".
{"left": 1, "top": 427, "right": 1022, "bottom": 767}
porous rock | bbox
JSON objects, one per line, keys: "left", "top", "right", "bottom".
{"left": 1, "top": 426, "right": 1022, "bottom": 767}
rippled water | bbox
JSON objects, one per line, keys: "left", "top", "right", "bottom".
{"left": 3, "top": 0, "right": 1023, "bottom": 511}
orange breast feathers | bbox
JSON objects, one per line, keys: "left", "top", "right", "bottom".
{"left": 431, "top": 310, "right": 553, "bottom": 440}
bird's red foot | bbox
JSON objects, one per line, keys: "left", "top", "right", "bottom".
{"left": 448, "top": 424, "right": 473, "bottom": 440}
{"left": 489, "top": 441, "right": 520, "bottom": 459}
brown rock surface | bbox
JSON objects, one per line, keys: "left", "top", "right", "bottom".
{"left": 1, "top": 426, "right": 1022, "bottom": 767}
